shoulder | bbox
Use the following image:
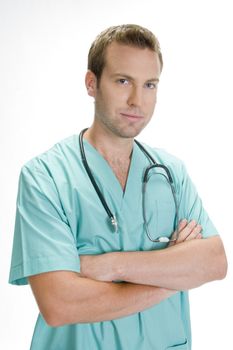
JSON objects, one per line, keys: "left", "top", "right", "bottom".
{"left": 21, "top": 135, "right": 79, "bottom": 177}
{"left": 138, "top": 142, "right": 194, "bottom": 199}
{"left": 140, "top": 142, "right": 185, "bottom": 169}
{"left": 137, "top": 142, "right": 189, "bottom": 188}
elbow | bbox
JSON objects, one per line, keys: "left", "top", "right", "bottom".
{"left": 44, "top": 314, "right": 64, "bottom": 328}
{"left": 211, "top": 241, "right": 228, "bottom": 282}
{"left": 217, "top": 252, "right": 228, "bottom": 280}
{"left": 29, "top": 271, "right": 88, "bottom": 327}
{"left": 40, "top": 302, "right": 71, "bottom": 328}
{"left": 217, "top": 238, "right": 228, "bottom": 280}
{"left": 42, "top": 301, "right": 90, "bottom": 327}
{"left": 44, "top": 311, "right": 76, "bottom": 328}
{"left": 41, "top": 308, "right": 65, "bottom": 328}
{"left": 201, "top": 237, "right": 228, "bottom": 284}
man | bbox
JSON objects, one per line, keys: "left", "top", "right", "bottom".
{"left": 9, "top": 24, "right": 227, "bottom": 349}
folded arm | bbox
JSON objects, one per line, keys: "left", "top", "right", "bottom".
{"left": 29, "top": 272, "right": 176, "bottom": 327}
{"left": 80, "top": 220, "right": 228, "bottom": 291}
{"left": 29, "top": 220, "right": 227, "bottom": 327}
{"left": 110, "top": 235, "right": 226, "bottom": 290}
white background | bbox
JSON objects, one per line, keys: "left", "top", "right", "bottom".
{"left": 0, "top": 0, "right": 232, "bottom": 349}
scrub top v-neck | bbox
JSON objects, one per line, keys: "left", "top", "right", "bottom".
{"left": 82, "top": 138, "right": 143, "bottom": 205}
{"left": 9, "top": 134, "right": 218, "bottom": 350}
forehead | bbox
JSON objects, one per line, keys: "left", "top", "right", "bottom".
{"left": 104, "top": 42, "right": 161, "bottom": 79}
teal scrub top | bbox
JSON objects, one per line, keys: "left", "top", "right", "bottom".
{"left": 9, "top": 134, "right": 218, "bottom": 350}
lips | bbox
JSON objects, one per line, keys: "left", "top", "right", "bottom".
{"left": 120, "top": 113, "right": 143, "bottom": 119}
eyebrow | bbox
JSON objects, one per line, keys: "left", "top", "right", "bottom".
{"left": 111, "top": 73, "right": 160, "bottom": 83}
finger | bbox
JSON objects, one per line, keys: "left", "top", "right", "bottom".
{"left": 178, "top": 219, "right": 188, "bottom": 232}
{"left": 168, "top": 219, "right": 187, "bottom": 245}
{"left": 176, "top": 219, "right": 197, "bottom": 242}
{"left": 174, "top": 219, "right": 188, "bottom": 238}
{"left": 184, "top": 224, "right": 202, "bottom": 241}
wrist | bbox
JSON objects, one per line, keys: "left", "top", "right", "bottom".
{"left": 110, "top": 252, "right": 125, "bottom": 281}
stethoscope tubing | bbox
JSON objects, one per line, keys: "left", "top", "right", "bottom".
{"left": 79, "top": 128, "right": 179, "bottom": 241}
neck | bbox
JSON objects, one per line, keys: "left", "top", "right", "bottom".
{"left": 82, "top": 124, "right": 135, "bottom": 191}
{"left": 83, "top": 125, "right": 134, "bottom": 162}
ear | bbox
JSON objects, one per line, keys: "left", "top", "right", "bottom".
{"left": 85, "top": 70, "right": 97, "bottom": 97}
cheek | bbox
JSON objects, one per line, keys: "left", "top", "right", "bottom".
{"left": 106, "top": 91, "right": 127, "bottom": 112}
{"left": 143, "top": 95, "right": 157, "bottom": 114}
{"left": 151, "top": 98, "right": 157, "bottom": 112}
{"left": 149, "top": 93, "right": 158, "bottom": 109}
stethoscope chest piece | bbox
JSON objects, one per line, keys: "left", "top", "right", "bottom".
{"left": 110, "top": 215, "right": 118, "bottom": 233}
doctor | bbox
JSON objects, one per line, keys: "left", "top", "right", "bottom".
{"left": 9, "top": 24, "right": 227, "bottom": 349}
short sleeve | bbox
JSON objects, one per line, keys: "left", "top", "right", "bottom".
{"left": 178, "top": 162, "right": 218, "bottom": 238}
{"left": 9, "top": 162, "right": 80, "bottom": 285}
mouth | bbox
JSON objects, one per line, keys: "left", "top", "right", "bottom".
{"left": 120, "top": 113, "right": 144, "bottom": 121}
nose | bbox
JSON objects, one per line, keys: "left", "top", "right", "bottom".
{"left": 127, "top": 86, "right": 143, "bottom": 108}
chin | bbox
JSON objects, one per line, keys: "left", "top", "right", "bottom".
{"left": 117, "top": 129, "right": 143, "bottom": 139}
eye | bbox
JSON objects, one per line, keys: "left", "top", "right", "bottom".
{"left": 117, "top": 78, "right": 129, "bottom": 85}
{"left": 145, "top": 82, "right": 158, "bottom": 89}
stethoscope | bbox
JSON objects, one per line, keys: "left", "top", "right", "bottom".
{"left": 79, "top": 128, "right": 180, "bottom": 243}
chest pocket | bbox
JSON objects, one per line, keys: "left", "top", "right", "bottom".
{"left": 146, "top": 199, "right": 176, "bottom": 245}
{"left": 143, "top": 167, "right": 177, "bottom": 241}
{"left": 166, "top": 339, "right": 188, "bottom": 349}
{"left": 147, "top": 199, "right": 176, "bottom": 240}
